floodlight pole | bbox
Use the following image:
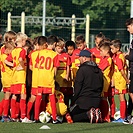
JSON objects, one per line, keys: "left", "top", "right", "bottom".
{"left": 42, "top": 0, "right": 46, "bottom": 36}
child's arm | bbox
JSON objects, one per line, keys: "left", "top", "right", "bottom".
{"left": 65, "top": 65, "right": 70, "bottom": 81}
{"left": 120, "top": 69, "right": 130, "bottom": 84}
{"left": 4, "top": 60, "right": 13, "bottom": 67}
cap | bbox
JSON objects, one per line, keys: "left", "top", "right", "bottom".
{"left": 79, "top": 50, "right": 91, "bottom": 57}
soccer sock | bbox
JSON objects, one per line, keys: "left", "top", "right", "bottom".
{"left": 11, "top": 99, "right": 16, "bottom": 119}
{"left": 100, "top": 99, "right": 110, "bottom": 122}
{"left": 40, "top": 99, "right": 46, "bottom": 112}
{"left": 27, "top": 101, "right": 33, "bottom": 119}
{"left": 3, "top": 99, "right": 10, "bottom": 116}
{"left": 20, "top": 99, "right": 26, "bottom": 119}
{"left": 0, "top": 99, "right": 4, "bottom": 116}
{"left": 49, "top": 94, "right": 57, "bottom": 121}
{"left": 15, "top": 101, "right": 20, "bottom": 118}
{"left": 108, "top": 96, "right": 116, "bottom": 118}
{"left": 34, "top": 95, "right": 41, "bottom": 120}
{"left": 120, "top": 100, "right": 127, "bottom": 119}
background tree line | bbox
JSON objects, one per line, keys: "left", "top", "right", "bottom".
{"left": 0, "top": 0, "right": 131, "bottom": 44}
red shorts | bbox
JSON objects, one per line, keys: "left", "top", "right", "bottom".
{"left": 115, "top": 88, "right": 127, "bottom": 95}
{"left": 38, "top": 87, "right": 52, "bottom": 94}
{"left": 31, "top": 87, "right": 38, "bottom": 96}
{"left": 60, "top": 87, "right": 73, "bottom": 96}
{"left": 11, "top": 84, "right": 26, "bottom": 94}
{"left": 3, "top": 87, "right": 10, "bottom": 93}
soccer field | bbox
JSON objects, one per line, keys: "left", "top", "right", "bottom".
{"left": 0, "top": 92, "right": 132, "bottom": 133}
{"left": 0, "top": 122, "right": 133, "bottom": 133}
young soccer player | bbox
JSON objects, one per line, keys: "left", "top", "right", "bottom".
{"left": 98, "top": 40, "right": 112, "bottom": 122}
{"left": 27, "top": 36, "right": 47, "bottom": 121}
{"left": 4, "top": 32, "right": 28, "bottom": 122}
{"left": 55, "top": 40, "right": 72, "bottom": 107}
{"left": 90, "top": 32, "right": 105, "bottom": 65}
{"left": 34, "top": 35, "right": 60, "bottom": 123}
{"left": 0, "top": 41, "right": 15, "bottom": 122}
{"left": 110, "top": 39, "right": 129, "bottom": 123}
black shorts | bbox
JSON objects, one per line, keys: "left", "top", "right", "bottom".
{"left": 129, "top": 73, "right": 133, "bottom": 93}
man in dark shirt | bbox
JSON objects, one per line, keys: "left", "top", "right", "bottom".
{"left": 124, "top": 18, "right": 133, "bottom": 124}
{"left": 70, "top": 50, "right": 103, "bottom": 123}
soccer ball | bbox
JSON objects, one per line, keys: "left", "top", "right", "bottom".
{"left": 39, "top": 111, "right": 51, "bottom": 123}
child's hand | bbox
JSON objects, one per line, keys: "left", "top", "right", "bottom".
{"left": 126, "top": 79, "right": 130, "bottom": 84}
{"left": 16, "top": 65, "right": 24, "bottom": 71}
{"left": 64, "top": 75, "right": 69, "bottom": 81}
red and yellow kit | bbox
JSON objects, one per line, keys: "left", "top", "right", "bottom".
{"left": 90, "top": 47, "right": 101, "bottom": 65}
{"left": 6, "top": 47, "right": 27, "bottom": 94}
{"left": 29, "top": 50, "right": 39, "bottom": 95}
{"left": 99, "top": 56, "right": 112, "bottom": 97}
{"left": 37, "top": 49, "right": 60, "bottom": 94}
{"left": 70, "top": 49, "right": 80, "bottom": 83}
{"left": 112, "top": 52, "right": 128, "bottom": 94}
{"left": 46, "top": 90, "right": 67, "bottom": 116}
{"left": 55, "top": 52, "right": 71, "bottom": 87}
{"left": 0, "top": 51, "right": 13, "bottom": 92}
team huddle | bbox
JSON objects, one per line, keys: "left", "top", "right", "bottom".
{"left": 0, "top": 23, "right": 132, "bottom": 124}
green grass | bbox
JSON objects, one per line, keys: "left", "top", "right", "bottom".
{"left": 0, "top": 122, "right": 133, "bottom": 133}
{"left": 0, "top": 92, "right": 132, "bottom": 133}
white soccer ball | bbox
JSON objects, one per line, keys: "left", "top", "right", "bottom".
{"left": 39, "top": 111, "right": 51, "bottom": 123}
{"left": 114, "top": 111, "right": 120, "bottom": 120}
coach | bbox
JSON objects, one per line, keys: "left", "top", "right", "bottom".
{"left": 70, "top": 50, "right": 103, "bottom": 122}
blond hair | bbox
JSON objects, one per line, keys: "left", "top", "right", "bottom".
{"left": 55, "top": 40, "right": 65, "bottom": 48}
{"left": 16, "top": 32, "right": 28, "bottom": 43}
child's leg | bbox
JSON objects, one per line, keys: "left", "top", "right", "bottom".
{"left": 108, "top": 96, "right": 115, "bottom": 119}
{"left": 34, "top": 94, "right": 42, "bottom": 120}
{"left": 3, "top": 92, "right": 11, "bottom": 116}
{"left": 11, "top": 95, "right": 17, "bottom": 119}
{"left": 100, "top": 97, "right": 110, "bottom": 122}
{"left": 119, "top": 94, "right": 127, "bottom": 119}
{"left": 27, "top": 95, "right": 36, "bottom": 119}
{"left": 0, "top": 99, "right": 4, "bottom": 116}
{"left": 20, "top": 94, "right": 26, "bottom": 119}
{"left": 49, "top": 94, "right": 57, "bottom": 121}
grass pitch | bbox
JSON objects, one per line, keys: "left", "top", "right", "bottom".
{"left": 0, "top": 92, "right": 132, "bottom": 133}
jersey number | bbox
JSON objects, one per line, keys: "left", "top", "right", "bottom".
{"left": 35, "top": 56, "right": 52, "bottom": 70}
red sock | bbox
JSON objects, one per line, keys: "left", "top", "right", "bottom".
{"left": 40, "top": 99, "right": 46, "bottom": 112}
{"left": 49, "top": 94, "right": 57, "bottom": 121}
{"left": 108, "top": 97, "right": 115, "bottom": 118}
{"left": 120, "top": 100, "right": 127, "bottom": 119}
{"left": 3, "top": 99, "right": 9, "bottom": 116}
{"left": 27, "top": 101, "right": 33, "bottom": 119}
{"left": 20, "top": 99, "right": 26, "bottom": 119}
{"left": 100, "top": 99, "right": 110, "bottom": 122}
{"left": 0, "top": 99, "right": 4, "bottom": 116}
{"left": 34, "top": 95, "right": 41, "bottom": 120}
{"left": 11, "top": 99, "right": 16, "bottom": 119}
{"left": 15, "top": 102, "right": 20, "bottom": 118}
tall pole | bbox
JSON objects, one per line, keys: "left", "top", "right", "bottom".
{"left": 85, "top": 14, "right": 90, "bottom": 48}
{"left": 42, "top": 0, "right": 46, "bottom": 36}
{"left": 7, "top": 12, "right": 11, "bottom": 31}
{"left": 21, "top": 12, "right": 25, "bottom": 33}
{"left": 130, "top": 0, "right": 133, "bottom": 43}
{"left": 71, "top": 14, "right": 76, "bottom": 42}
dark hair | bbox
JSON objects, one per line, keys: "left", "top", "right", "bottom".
{"left": 38, "top": 36, "right": 47, "bottom": 46}
{"left": 75, "top": 35, "right": 85, "bottom": 44}
{"left": 95, "top": 32, "right": 105, "bottom": 40}
{"left": 125, "top": 18, "right": 133, "bottom": 26}
{"left": 33, "top": 36, "right": 40, "bottom": 45}
{"left": 25, "top": 39, "right": 34, "bottom": 54}
{"left": 99, "top": 41, "right": 111, "bottom": 52}
{"left": 65, "top": 41, "right": 75, "bottom": 51}
{"left": 47, "top": 35, "right": 58, "bottom": 45}
{"left": 111, "top": 39, "right": 122, "bottom": 49}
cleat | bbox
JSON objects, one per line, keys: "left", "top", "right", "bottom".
{"left": 95, "top": 108, "right": 102, "bottom": 123}
{"left": 88, "top": 108, "right": 96, "bottom": 123}
{"left": 65, "top": 113, "right": 73, "bottom": 124}
{"left": 112, "top": 118, "right": 124, "bottom": 123}
{"left": 21, "top": 117, "right": 33, "bottom": 123}
{"left": 1, "top": 116, "right": 11, "bottom": 122}
{"left": 52, "top": 119, "right": 62, "bottom": 124}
